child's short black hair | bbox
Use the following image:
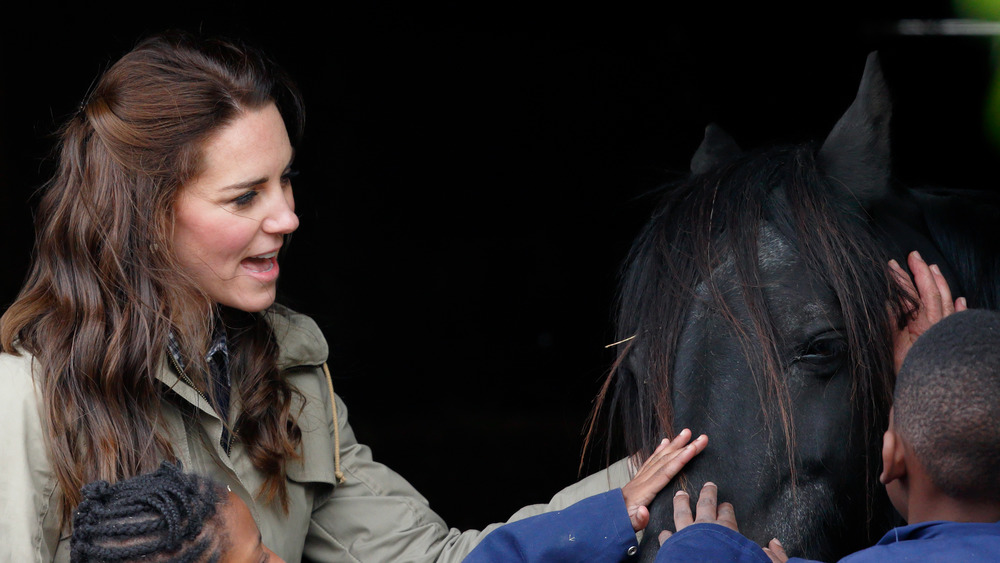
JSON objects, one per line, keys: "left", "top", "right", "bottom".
{"left": 70, "top": 461, "right": 229, "bottom": 562}
{"left": 894, "top": 309, "right": 1000, "bottom": 501}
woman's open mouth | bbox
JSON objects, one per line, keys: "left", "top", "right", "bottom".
{"left": 242, "top": 251, "right": 278, "bottom": 273}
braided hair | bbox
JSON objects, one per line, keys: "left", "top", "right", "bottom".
{"left": 70, "top": 461, "right": 229, "bottom": 562}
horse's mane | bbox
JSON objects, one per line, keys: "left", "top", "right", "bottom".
{"left": 586, "top": 144, "right": 913, "bottom": 501}
{"left": 910, "top": 186, "right": 1000, "bottom": 310}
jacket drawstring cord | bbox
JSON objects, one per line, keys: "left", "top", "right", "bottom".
{"left": 322, "top": 362, "right": 347, "bottom": 484}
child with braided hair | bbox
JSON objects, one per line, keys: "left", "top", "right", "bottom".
{"left": 70, "top": 462, "right": 283, "bottom": 563}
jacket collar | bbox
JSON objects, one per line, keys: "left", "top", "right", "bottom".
{"left": 158, "top": 304, "right": 328, "bottom": 409}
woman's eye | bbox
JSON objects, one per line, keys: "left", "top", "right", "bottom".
{"left": 232, "top": 190, "right": 259, "bottom": 207}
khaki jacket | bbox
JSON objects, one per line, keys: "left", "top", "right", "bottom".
{"left": 0, "top": 306, "right": 632, "bottom": 562}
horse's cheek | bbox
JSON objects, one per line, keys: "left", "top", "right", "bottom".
{"left": 789, "top": 366, "right": 858, "bottom": 469}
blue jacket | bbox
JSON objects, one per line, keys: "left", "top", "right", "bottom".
{"left": 653, "top": 524, "right": 771, "bottom": 562}
{"left": 464, "top": 489, "right": 640, "bottom": 562}
{"left": 654, "top": 520, "right": 1000, "bottom": 563}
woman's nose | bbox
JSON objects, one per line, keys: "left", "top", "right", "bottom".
{"left": 262, "top": 187, "right": 299, "bottom": 234}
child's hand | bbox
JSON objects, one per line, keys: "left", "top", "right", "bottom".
{"left": 621, "top": 429, "right": 707, "bottom": 531}
{"left": 658, "top": 481, "right": 737, "bottom": 542}
{"left": 763, "top": 539, "right": 789, "bottom": 562}
{"left": 890, "top": 251, "right": 966, "bottom": 373}
{"left": 658, "top": 481, "right": 787, "bottom": 561}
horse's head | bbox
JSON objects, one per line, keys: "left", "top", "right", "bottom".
{"left": 604, "top": 53, "right": 922, "bottom": 561}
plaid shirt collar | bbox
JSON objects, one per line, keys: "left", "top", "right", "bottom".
{"left": 166, "top": 325, "right": 230, "bottom": 382}
{"left": 166, "top": 324, "right": 233, "bottom": 448}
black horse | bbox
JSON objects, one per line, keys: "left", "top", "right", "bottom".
{"left": 591, "top": 53, "right": 1000, "bottom": 561}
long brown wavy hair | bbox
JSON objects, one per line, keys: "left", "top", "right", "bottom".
{"left": 1, "top": 30, "right": 306, "bottom": 523}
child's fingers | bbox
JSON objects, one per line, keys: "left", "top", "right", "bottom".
{"left": 673, "top": 490, "right": 693, "bottom": 530}
{"left": 653, "top": 428, "right": 692, "bottom": 458}
{"left": 621, "top": 434, "right": 706, "bottom": 522}
{"left": 956, "top": 296, "right": 968, "bottom": 311}
{"left": 639, "top": 435, "right": 708, "bottom": 496}
{"left": 669, "top": 428, "right": 692, "bottom": 448}
{"left": 630, "top": 432, "right": 699, "bottom": 487}
{"left": 716, "top": 502, "right": 738, "bottom": 532}
{"left": 658, "top": 530, "right": 673, "bottom": 546}
{"left": 637, "top": 434, "right": 706, "bottom": 484}
{"left": 694, "top": 482, "right": 718, "bottom": 523}
{"left": 629, "top": 505, "right": 650, "bottom": 532}
{"left": 763, "top": 548, "right": 784, "bottom": 563}
{"left": 909, "top": 252, "right": 942, "bottom": 324}
{"left": 764, "top": 539, "right": 788, "bottom": 563}
{"left": 889, "top": 258, "right": 917, "bottom": 301}
{"left": 641, "top": 439, "right": 672, "bottom": 470}
{"left": 656, "top": 435, "right": 707, "bottom": 479}
{"left": 929, "top": 264, "right": 954, "bottom": 316}
{"left": 641, "top": 429, "right": 692, "bottom": 474}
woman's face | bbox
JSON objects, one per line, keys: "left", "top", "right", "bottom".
{"left": 218, "top": 492, "right": 286, "bottom": 563}
{"left": 172, "top": 103, "right": 299, "bottom": 313}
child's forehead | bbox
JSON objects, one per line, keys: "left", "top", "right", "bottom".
{"left": 217, "top": 491, "right": 267, "bottom": 562}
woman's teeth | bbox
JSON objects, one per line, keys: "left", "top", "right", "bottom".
{"left": 243, "top": 251, "right": 277, "bottom": 273}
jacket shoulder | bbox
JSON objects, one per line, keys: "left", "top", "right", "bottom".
{"left": 0, "top": 351, "right": 41, "bottom": 411}
{"left": 268, "top": 304, "right": 329, "bottom": 369}
{"left": 0, "top": 351, "right": 63, "bottom": 562}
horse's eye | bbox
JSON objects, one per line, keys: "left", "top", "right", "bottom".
{"left": 796, "top": 335, "right": 847, "bottom": 365}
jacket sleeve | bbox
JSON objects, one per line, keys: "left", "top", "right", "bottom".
{"left": 0, "top": 352, "right": 65, "bottom": 563}
{"left": 654, "top": 524, "right": 773, "bottom": 563}
{"left": 463, "top": 489, "right": 639, "bottom": 563}
{"left": 302, "top": 391, "right": 635, "bottom": 563}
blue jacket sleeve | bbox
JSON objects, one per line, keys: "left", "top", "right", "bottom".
{"left": 654, "top": 523, "right": 773, "bottom": 563}
{"left": 463, "top": 489, "right": 639, "bottom": 563}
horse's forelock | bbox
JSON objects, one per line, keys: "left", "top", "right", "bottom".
{"left": 781, "top": 154, "right": 916, "bottom": 538}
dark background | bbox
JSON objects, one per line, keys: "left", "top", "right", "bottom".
{"left": 3, "top": 1, "right": 998, "bottom": 530}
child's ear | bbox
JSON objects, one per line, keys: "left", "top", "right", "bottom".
{"left": 880, "top": 410, "right": 907, "bottom": 485}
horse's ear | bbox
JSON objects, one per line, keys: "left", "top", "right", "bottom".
{"left": 691, "top": 123, "right": 742, "bottom": 175}
{"left": 818, "top": 51, "right": 892, "bottom": 206}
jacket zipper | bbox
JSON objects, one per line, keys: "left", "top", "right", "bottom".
{"left": 167, "top": 353, "right": 235, "bottom": 456}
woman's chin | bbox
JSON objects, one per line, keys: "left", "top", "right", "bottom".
{"left": 214, "top": 287, "right": 277, "bottom": 313}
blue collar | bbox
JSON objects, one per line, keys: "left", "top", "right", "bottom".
{"left": 877, "top": 520, "right": 1000, "bottom": 545}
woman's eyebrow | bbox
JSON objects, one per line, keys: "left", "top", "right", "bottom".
{"left": 221, "top": 178, "right": 268, "bottom": 193}
{"left": 221, "top": 149, "right": 296, "bottom": 192}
